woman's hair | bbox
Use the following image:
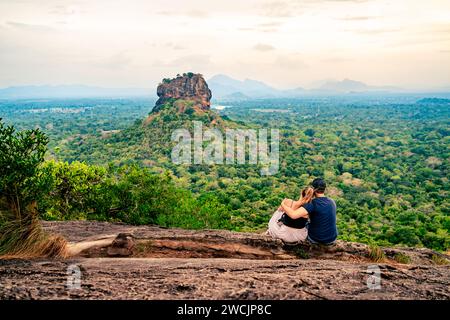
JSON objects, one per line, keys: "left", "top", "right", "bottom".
{"left": 299, "top": 186, "right": 315, "bottom": 205}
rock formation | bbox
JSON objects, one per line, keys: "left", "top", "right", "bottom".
{"left": 1, "top": 220, "right": 448, "bottom": 300}
{"left": 152, "top": 73, "right": 212, "bottom": 113}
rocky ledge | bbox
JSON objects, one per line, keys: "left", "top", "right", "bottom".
{"left": 0, "top": 221, "right": 448, "bottom": 300}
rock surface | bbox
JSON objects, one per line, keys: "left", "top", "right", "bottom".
{"left": 0, "top": 221, "right": 448, "bottom": 300}
{"left": 153, "top": 73, "right": 212, "bottom": 112}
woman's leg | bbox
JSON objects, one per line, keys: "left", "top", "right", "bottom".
{"left": 267, "top": 210, "right": 284, "bottom": 238}
{"left": 267, "top": 210, "right": 308, "bottom": 243}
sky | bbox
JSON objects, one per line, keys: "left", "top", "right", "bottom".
{"left": 0, "top": 0, "right": 449, "bottom": 90}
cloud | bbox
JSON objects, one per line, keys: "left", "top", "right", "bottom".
{"left": 321, "top": 57, "right": 354, "bottom": 63}
{"left": 185, "top": 10, "right": 209, "bottom": 18}
{"left": 336, "top": 15, "right": 380, "bottom": 21}
{"left": 274, "top": 54, "right": 307, "bottom": 70}
{"left": 238, "top": 21, "right": 283, "bottom": 33}
{"left": 161, "top": 42, "right": 186, "bottom": 50}
{"left": 156, "top": 10, "right": 173, "bottom": 16}
{"left": 259, "top": 1, "right": 301, "bottom": 18}
{"left": 0, "top": 0, "right": 448, "bottom": 90}
{"left": 253, "top": 43, "right": 275, "bottom": 51}
{"left": 258, "top": 21, "right": 283, "bottom": 28}
{"left": 324, "top": 0, "right": 369, "bottom": 1}
{"left": 48, "top": 3, "right": 87, "bottom": 16}
{"left": 349, "top": 28, "right": 402, "bottom": 35}
{"left": 259, "top": 0, "right": 369, "bottom": 17}
{"left": 154, "top": 54, "right": 212, "bottom": 70}
{"left": 156, "top": 10, "right": 209, "bottom": 18}
{"left": 431, "top": 24, "right": 450, "bottom": 34}
{"left": 256, "top": 21, "right": 283, "bottom": 32}
{"left": 6, "top": 21, "right": 56, "bottom": 32}
{"left": 95, "top": 52, "right": 132, "bottom": 70}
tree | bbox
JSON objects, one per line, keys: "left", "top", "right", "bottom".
{"left": 304, "top": 128, "right": 315, "bottom": 137}
{"left": 0, "top": 119, "right": 66, "bottom": 257}
{"left": 39, "top": 161, "right": 108, "bottom": 220}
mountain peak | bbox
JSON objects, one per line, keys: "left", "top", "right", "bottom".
{"left": 152, "top": 73, "right": 212, "bottom": 113}
{"left": 318, "top": 78, "right": 369, "bottom": 92}
{"left": 208, "top": 74, "right": 280, "bottom": 99}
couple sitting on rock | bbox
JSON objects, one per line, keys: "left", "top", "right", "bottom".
{"left": 267, "top": 178, "right": 338, "bottom": 245}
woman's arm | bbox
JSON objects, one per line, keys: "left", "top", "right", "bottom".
{"left": 278, "top": 198, "right": 294, "bottom": 211}
{"left": 281, "top": 199, "right": 309, "bottom": 219}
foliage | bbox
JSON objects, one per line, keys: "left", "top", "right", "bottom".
{"left": 1, "top": 96, "right": 449, "bottom": 251}
{"left": 39, "top": 161, "right": 108, "bottom": 220}
{"left": 106, "top": 165, "right": 183, "bottom": 224}
{"left": 38, "top": 162, "right": 232, "bottom": 230}
{"left": 183, "top": 72, "right": 195, "bottom": 78}
{"left": 0, "top": 119, "right": 51, "bottom": 216}
{"left": 0, "top": 119, "right": 66, "bottom": 257}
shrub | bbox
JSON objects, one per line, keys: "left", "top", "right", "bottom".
{"left": 0, "top": 120, "right": 66, "bottom": 258}
{"left": 39, "top": 161, "right": 108, "bottom": 220}
{"left": 155, "top": 192, "right": 231, "bottom": 230}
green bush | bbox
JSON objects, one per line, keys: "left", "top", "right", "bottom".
{"left": 0, "top": 120, "right": 66, "bottom": 258}
{"left": 39, "top": 161, "right": 108, "bottom": 220}
{"left": 38, "top": 163, "right": 233, "bottom": 230}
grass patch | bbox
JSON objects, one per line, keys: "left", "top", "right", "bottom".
{"left": 431, "top": 254, "right": 449, "bottom": 265}
{"left": 368, "top": 244, "right": 385, "bottom": 262}
{"left": 0, "top": 215, "right": 67, "bottom": 259}
{"left": 393, "top": 252, "right": 411, "bottom": 264}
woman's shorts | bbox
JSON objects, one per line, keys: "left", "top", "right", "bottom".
{"left": 267, "top": 210, "right": 308, "bottom": 243}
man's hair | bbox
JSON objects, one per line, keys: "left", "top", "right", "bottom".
{"left": 311, "top": 178, "right": 326, "bottom": 193}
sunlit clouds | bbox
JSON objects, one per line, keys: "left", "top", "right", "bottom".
{"left": 0, "top": 0, "right": 449, "bottom": 90}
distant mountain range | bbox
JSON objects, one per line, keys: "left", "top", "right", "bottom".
{"left": 0, "top": 85, "right": 150, "bottom": 99}
{"left": 311, "top": 79, "right": 401, "bottom": 94}
{"left": 1, "top": 75, "right": 447, "bottom": 100}
{"left": 207, "top": 75, "right": 283, "bottom": 99}
{"left": 208, "top": 75, "right": 403, "bottom": 100}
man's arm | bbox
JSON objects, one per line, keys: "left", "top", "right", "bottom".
{"left": 281, "top": 199, "right": 309, "bottom": 219}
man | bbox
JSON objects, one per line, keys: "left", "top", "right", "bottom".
{"left": 280, "top": 178, "right": 337, "bottom": 245}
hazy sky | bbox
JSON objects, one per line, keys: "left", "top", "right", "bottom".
{"left": 0, "top": 0, "right": 449, "bottom": 90}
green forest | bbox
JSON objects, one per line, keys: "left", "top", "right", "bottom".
{"left": 1, "top": 95, "right": 449, "bottom": 252}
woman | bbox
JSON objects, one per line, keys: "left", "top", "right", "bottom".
{"left": 266, "top": 187, "right": 315, "bottom": 243}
